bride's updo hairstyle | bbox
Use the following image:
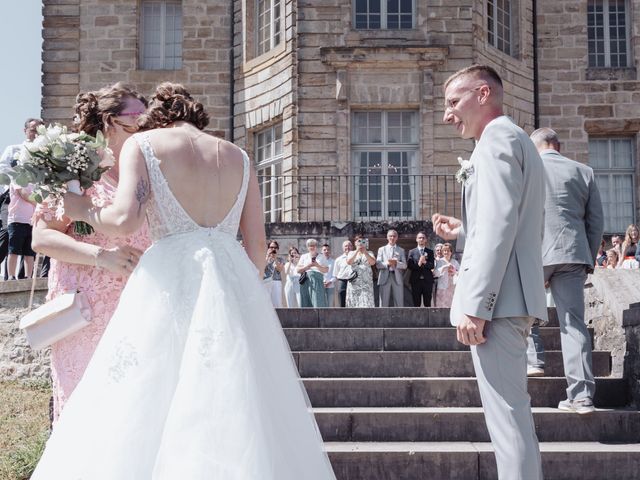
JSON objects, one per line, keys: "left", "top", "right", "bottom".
{"left": 74, "top": 83, "right": 147, "bottom": 136}
{"left": 137, "top": 82, "right": 209, "bottom": 131}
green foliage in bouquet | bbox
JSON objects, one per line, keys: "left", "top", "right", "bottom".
{"left": 0, "top": 124, "right": 115, "bottom": 235}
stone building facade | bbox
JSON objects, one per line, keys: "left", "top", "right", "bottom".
{"left": 41, "top": 1, "right": 640, "bottom": 235}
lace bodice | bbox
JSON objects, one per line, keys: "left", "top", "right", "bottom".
{"left": 133, "top": 132, "right": 250, "bottom": 242}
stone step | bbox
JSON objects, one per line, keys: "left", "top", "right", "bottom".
{"left": 303, "top": 377, "right": 628, "bottom": 408}
{"left": 0, "top": 278, "right": 48, "bottom": 309}
{"left": 294, "top": 350, "right": 611, "bottom": 378}
{"left": 284, "top": 326, "right": 589, "bottom": 351}
{"left": 325, "top": 441, "right": 640, "bottom": 480}
{"left": 278, "top": 307, "right": 560, "bottom": 328}
{"left": 314, "top": 407, "right": 640, "bottom": 443}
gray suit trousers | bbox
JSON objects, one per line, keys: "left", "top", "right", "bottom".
{"left": 379, "top": 273, "right": 403, "bottom": 307}
{"left": 530, "top": 263, "right": 595, "bottom": 400}
{"left": 527, "top": 324, "right": 545, "bottom": 368}
{"left": 472, "top": 317, "right": 543, "bottom": 480}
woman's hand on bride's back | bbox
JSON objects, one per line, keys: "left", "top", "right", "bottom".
{"left": 96, "top": 245, "right": 144, "bottom": 276}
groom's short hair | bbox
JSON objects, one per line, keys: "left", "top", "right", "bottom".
{"left": 444, "top": 65, "right": 503, "bottom": 91}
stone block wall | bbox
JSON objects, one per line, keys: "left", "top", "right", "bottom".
{"left": 42, "top": 0, "right": 232, "bottom": 137}
{"left": 587, "top": 269, "right": 640, "bottom": 407}
{"left": 536, "top": 0, "right": 640, "bottom": 165}
{"left": 42, "top": 0, "right": 81, "bottom": 127}
{"left": 0, "top": 308, "right": 51, "bottom": 381}
{"left": 471, "top": 0, "right": 535, "bottom": 131}
{"left": 232, "top": 0, "right": 297, "bottom": 218}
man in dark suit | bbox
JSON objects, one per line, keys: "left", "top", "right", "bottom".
{"left": 407, "top": 231, "right": 435, "bottom": 307}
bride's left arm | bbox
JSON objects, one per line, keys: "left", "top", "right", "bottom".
{"left": 64, "top": 137, "right": 149, "bottom": 237}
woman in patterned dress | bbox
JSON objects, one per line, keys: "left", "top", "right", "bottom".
{"left": 31, "top": 83, "right": 151, "bottom": 420}
{"left": 434, "top": 242, "right": 460, "bottom": 308}
{"left": 345, "top": 235, "right": 376, "bottom": 307}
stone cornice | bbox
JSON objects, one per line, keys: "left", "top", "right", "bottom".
{"left": 320, "top": 46, "right": 448, "bottom": 69}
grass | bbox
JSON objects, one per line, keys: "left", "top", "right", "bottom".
{"left": 0, "top": 380, "right": 51, "bottom": 480}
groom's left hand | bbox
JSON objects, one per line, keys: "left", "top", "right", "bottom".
{"left": 457, "top": 315, "right": 487, "bottom": 346}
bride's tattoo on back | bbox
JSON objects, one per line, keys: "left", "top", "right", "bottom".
{"left": 135, "top": 177, "right": 150, "bottom": 215}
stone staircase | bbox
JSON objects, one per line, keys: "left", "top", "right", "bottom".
{"left": 279, "top": 307, "right": 640, "bottom": 480}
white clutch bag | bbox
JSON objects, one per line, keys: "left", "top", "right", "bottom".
{"left": 20, "top": 292, "right": 92, "bottom": 350}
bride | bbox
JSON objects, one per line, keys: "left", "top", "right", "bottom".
{"left": 31, "top": 83, "right": 336, "bottom": 479}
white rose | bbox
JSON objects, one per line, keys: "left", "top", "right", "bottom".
{"left": 47, "top": 125, "right": 63, "bottom": 141}
{"left": 29, "top": 135, "right": 49, "bottom": 152}
{"left": 98, "top": 147, "right": 115, "bottom": 168}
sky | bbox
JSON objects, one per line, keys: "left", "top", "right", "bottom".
{"left": 0, "top": 4, "right": 43, "bottom": 151}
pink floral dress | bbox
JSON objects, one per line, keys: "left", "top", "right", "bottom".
{"left": 35, "top": 177, "right": 151, "bottom": 420}
{"left": 434, "top": 258, "right": 460, "bottom": 308}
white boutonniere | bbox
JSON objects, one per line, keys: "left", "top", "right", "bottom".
{"left": 455, "top": 157, "right": 474, "bottom": 185}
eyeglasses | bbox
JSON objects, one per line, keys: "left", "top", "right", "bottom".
{"left": 445, "top": 86, "right": 485, "bottom": 110}
{"left": 112, "top": 111, "right": 145, "bottom": 132}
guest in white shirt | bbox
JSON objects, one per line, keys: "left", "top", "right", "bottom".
{"left": 297, "top": 238, "right": 329, "bottom": 307}
{"left": 1, "top": 118, "right": 43, "bottom": 279}
{"left": 432, "top": 242, "right": 444, "bottom": 305}
{"left": 321, "top": 243, "right": 336, "bottom": 307}
{"left": 263, "top": 240, "right": 284, "bottom": 307}
{"left": 283, "top": 246, "right": 301, "bottom": 307}
{"left": 333, "top": 240, "right": 354, "bottom": 307}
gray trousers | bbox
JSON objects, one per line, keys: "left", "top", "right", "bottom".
{"left": 527, "top": 324, "right": 545, "bottom": 368}
{"left": 378, "top": 274, "right": 404, "bottom": 307}
{"left": 526, "top": 263, "right": 595, "bottom": 400}
{"left": 472, "top": 317, "right": 543, "bottom": 480}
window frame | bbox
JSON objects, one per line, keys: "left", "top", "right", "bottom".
{"left": 588, "top": 137, "right": 636, "bottom": 233}
{"left": 139, "top": 0, "right": 183, "bottom": 71}
{"left": 486, "top": 0, "right": 513, "bottom": 56}
{"left": 353, "top": 0, "right": 416, "bottom": 30}
{"left": 587, "top": 0, "right": 631, "bottom": 68}
{"left": 255, "top": 123, "right": 284, "bottom": 223}
{"left": 256, "top": 0, "right": 282, "bottom": 57}
{"left": 350, "top": 110, "right": 420, "bottom": 221}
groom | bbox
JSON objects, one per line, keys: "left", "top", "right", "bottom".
{"left": 433, "top": 65, "right": 547, "bottom": 480}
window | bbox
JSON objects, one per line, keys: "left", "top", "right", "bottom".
{"left": 588, "top": 0, "right": 629, "bottom": 68}
{"left": 487, "top": 0, "right": 512, "bottom": 55}
{"left": 256, "top": 0, "right": 282, "bottom": 56}
{"left": 139, "top": 0, "right": 182, "bottom": 70}
{"left": 256, "top": 124, "right": 284, "bottom": 223}
{"left": 351, "top": 111, "right": 418, "bottom": 220}
{"left": 354, "top": 0, "right": 414, "bottom": 30}
{"left": 589, "top": 138, "right": 635, "bottom": 232}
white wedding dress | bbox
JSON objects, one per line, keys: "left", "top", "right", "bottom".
{"left": 31, "top": 133, "right": 336, "bottom": 479}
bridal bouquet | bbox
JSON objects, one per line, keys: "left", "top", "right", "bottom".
{"left": 0, "top": 124, "right": 114, "bottom": 235}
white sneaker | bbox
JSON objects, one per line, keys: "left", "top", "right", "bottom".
{"left": 558, "top": 397, "right": 595, "bottom": 414}
{"left": 527, "top": 366, "right": 545, "bottom": 377}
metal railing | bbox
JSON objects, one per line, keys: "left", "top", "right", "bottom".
{"left": 258, "top": 174, "right": 461, "bottom": 223}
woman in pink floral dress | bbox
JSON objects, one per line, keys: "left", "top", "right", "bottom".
{"left": 434, "top": 242, "right": 460, "bottom": 308}
{"left": 32, "top": 84, "right": 151, "bottom": 420}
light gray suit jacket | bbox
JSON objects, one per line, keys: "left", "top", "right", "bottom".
{"left": 540, "top": 149, "right": 604, "bottom": 272}
{"left": 376, "top": 244, "right": 407, "bottom": 286}
{"left": 450, "top": 116, "right": 548, "bottom": 325}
